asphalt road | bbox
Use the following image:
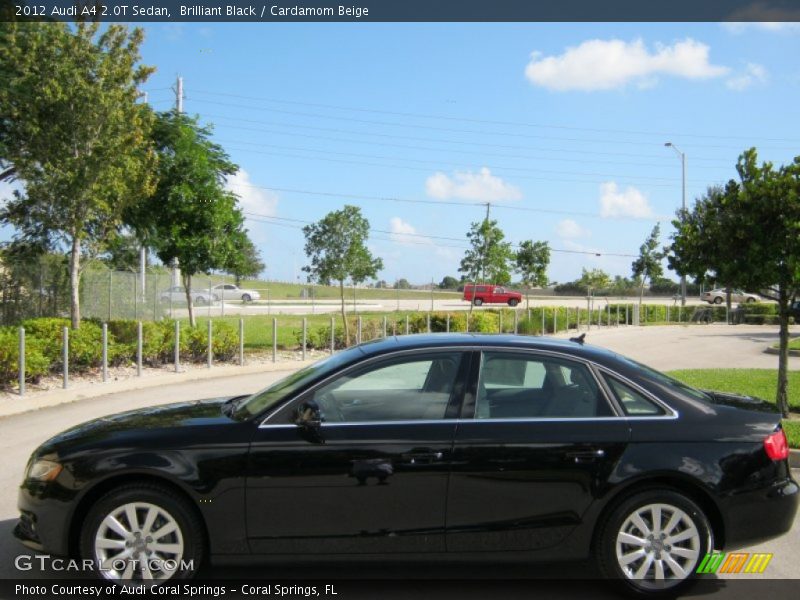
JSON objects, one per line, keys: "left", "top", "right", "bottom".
{"left": 0, "top": 325, "right": 797, "bottom": 595}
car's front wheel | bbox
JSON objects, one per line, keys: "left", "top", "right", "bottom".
{"left": 241, "top": 294, "right": 252, "bottom": 302}
{"left": 508, "top": 299, "right": 519, "bottom": 307}
{"left": 595, "top": 489, "right": 712, "bottom": 596}
{"left": 80, "top": 483, "right": 203, "bottom": 582}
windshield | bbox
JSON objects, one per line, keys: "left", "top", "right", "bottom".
{"left": 233, "top": 347, "right": 364, "bottom": 420}
{"left": 614, "top": 354, "right": 712, "bottom": 403}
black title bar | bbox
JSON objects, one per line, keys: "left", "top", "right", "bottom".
{"left": 3, "top": 0, "right": 800, "bottom": 22}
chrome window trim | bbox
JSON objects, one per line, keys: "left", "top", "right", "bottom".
{"left": 594, "top": 366, "right": 679, "bottom": 419}
{"left": 258, "top": 346, "right": 474, "bottom": 427}
{"left": 257, "top": 343, "right": 679, "bottom": 428}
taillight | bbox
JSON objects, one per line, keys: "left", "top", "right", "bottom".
{"left": 764, "top": 429, "right": 789, "bottom": 461}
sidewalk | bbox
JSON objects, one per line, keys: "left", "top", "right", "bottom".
{"left": 0, "top": 356, "right": 320, "bottom": 419}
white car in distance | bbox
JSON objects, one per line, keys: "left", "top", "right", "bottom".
{"left": 211, "top": 284, "right": 262, "bottom": 302}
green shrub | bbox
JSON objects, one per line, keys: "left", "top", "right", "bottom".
{"left": 185, "top": 322, "right": 238, "bottom": 361}
{"left": 0, "top": 327, "right": 50, "bottom": 385}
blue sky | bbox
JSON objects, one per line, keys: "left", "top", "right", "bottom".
{"left": 5, "top": 22, "right": 800, "bottom": 285}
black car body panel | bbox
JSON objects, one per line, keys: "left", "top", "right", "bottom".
{"left": 15, "top": 334, "right": 798, "bottom": 573}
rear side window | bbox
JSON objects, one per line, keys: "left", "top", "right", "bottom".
{"left": 603, "top": 375, "right": 665, "bottom": 416}
{"left": 476, "top": 352, "right": 614, "bottom": 419}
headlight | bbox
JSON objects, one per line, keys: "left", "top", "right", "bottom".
{"left": 26, "top": 459, "right": 62, "bottom": 482}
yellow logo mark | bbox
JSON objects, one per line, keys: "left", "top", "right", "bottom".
{"left": 743, "top": 553, "right": 773, "bottom": 574}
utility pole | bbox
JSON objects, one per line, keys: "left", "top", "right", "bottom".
{"left": 171, "top": 77, "right": 184, "bottom": 287}
{"left": 665, "top": 142, "right": 687, "bottom": 306}
{"left": 139, "top": 91, "right": 148, "bottom": 302}
{"left": 480, "top": 202, "right": 491, "bottom": 284}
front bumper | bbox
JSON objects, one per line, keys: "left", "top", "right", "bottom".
{"left": 722, "top": 475, "right": 799, "bottom": 550}
{"left": 14, "top": 483, "right": 73, "bottom": 557}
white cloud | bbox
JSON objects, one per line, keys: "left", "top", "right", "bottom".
{"left": 525, "top": 38, "right": 729, "bottom": 91}
{"left": 425, "top": 167, "right": 522, "bottom": 202}
{"left": 226, "top": 169, "right": 278, "bottom": 217}
{"left": 389, "top": 217, "right": 418, "bottom": 245}
{"left": 722, "top": 22, "right": 800, "bottom": 34}
{"left": 556, "top": 219, "right": 590, "bottom": 239}
{"left": 726, "top": 62, "right": 769, "bottom": 90}
{"left": 599, "top": 182, "right": 654, "bottom": 219}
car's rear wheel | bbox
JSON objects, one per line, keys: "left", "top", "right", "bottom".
{"left": 713, "top": 296, "right": 723, "bottom": 304}
{"left": 746, "top": 297, "right": 756, "bottom": 303}
{"left": 595, "top": 489, "right": 712, "bottom": 596}
{"left": 194, "top": 296, "right": 206, "bottom": 306}
{"left": 241, "top": 294, "right": 252, "bottom": 302}
{"left": 473, "top": 298, "right": 483, "bottom": 306}
{"left": 80, "top": 483, "right": 203, "bottom": 582}
{"left": 508, "top": 299, "right": 519, "bottom": 307}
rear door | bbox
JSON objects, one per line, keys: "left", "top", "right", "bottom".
{"left": 446, "top": 349, "right": 630, "bottom": 552}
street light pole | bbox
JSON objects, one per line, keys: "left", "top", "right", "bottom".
{"left": 665, "top": 142, "right": 687, "bottom": 307}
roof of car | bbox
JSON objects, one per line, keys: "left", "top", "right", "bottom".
{"left": 356, "top": 333, "right": 620, "bottom": 365}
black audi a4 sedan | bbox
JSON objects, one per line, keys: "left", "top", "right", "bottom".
{"left": 15, "top": 334, "right": 798, "bottom": 594}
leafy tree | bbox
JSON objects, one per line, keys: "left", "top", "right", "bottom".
{"left": 127, "top": 111, "right": 246, "bottom": 327}
{"left": 631, "top": 224, "right": 665, "bottom": 309}
{"left": 100, "top": 231, "right": 145, "bottom": 272}
{"left": 578, "top": 268, "right": 611, "bottom": 294}
{"left": 0, "top": 23, "right": 156, "bottom": 328}
{"left": 226, "top": 235, "right": 265, "bottom": 285}
{"left": 515, "top": 240, "right": 550, "bottom": 308}
{"left": 302, "top": 205, "right": 383, "bottom": 345}
{"left": 459, "top": 218, "right": 513, "bottom": 285}
{"left": 395, "top": 278, "right": 411, "bottom": 290}
{"left": 670, "top": 149, "right": 800, "bottom": 416}
{"left": 438, "top": 276, "right": 459, "bottom": 290}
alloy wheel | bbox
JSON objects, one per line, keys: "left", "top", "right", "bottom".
{"left": 615, "top": 502, "right": 701, "bottom": 589}
{"left": 93, "top": 501, "right": 184, "bottom": 581}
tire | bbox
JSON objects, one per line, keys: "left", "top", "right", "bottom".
{"left": 241, "top": 294, "right": 252, "bottom": 303}
{"left": 508, "top": 299, "right": 519, "bottom": 307}
{"left": 746, "top": 297, "right": 756, "bottom": 303}
{"left": 713, "top": 296, "right": 723, "bottom": 304}
{"left": 194, "top": 296, "right": 206, "bottom": 306}
{"left": 80, "top": 483, "right": 204, "bottom": 582}
{"left": 595, "top": 488, "right": 712, "bottom": 597}
{"left": 473, "top": 298, "right": 483, "bottom": 306}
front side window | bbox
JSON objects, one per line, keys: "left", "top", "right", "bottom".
{"left": 476, "top": 352, "right": 613, "bottom": 419}
{"left": 311, "top": 353, "right": 464, "bottom": 423}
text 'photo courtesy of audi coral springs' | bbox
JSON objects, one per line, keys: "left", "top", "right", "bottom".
{"left": 14, "top": 334, "right": 798, "bottom": 594}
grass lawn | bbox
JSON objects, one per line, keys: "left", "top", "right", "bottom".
{"left": 240, "top": 280, "right": 462, "bottom": 302}
{"left": 771, "top": 337, "right": 800, "bottom": 350}
{"left": 667, "top": 369, "right": 800, "bottom": 449}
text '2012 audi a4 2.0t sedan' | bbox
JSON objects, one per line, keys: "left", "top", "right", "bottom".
{"left": 14, "top": 334, "right": 798, "bottom": 594}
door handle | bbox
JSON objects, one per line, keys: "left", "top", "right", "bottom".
{"left": 402, "top": 452, "right": 444, "bottom": 465}
{"left": 566, "top": 449, "right": 605, "bottom": 463}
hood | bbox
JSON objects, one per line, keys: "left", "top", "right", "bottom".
{"left": 37, "top": 396, "right": 241, "bottom": 456}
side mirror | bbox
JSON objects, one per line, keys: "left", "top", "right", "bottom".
{"left": 295, "top": 400, "right": 324, "bottom": 443}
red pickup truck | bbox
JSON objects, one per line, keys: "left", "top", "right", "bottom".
{"left": 463, "top": 284, "right": 522, "bottom": 307}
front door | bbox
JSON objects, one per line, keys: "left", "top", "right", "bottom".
{"left": 446, "top": 350, "right": 630, "bottom": 552}
{"left": 246, "top": 350, "right": 470, "bottom": 554}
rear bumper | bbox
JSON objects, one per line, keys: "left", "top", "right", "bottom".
{"left": 722, "top": 476, "right": 799, "bottom": 550}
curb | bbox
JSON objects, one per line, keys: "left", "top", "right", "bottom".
{"left": 790, "top": 449, "right": 800, "bottom": 469}
{"left": 0, "top": 359, "right": 318, "bottom": 420}
{"left": 764, "top": 347, "right": 800, "bottom": 357}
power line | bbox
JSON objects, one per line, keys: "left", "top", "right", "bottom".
{"left": 215, "top": 138, "right": 688, "bottom": 184}
{"left": 223, "top": 144, "right": 683, "bottom": 188}
{"left": 188, "top": 97, "right": 800, "bottom": 152}
{"left": 228, "top": 182, "right": 671, "bottom": 221}
{"left": 197, "top": 112, "right": 734, "bottom": 164}
{"left": 242, "top": 212, "right": 639, "bottom": 258}
{"left": 191, "top": 89, "right": 800, "bottom": 144}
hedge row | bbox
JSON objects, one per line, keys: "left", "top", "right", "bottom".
{"left": 1, "top": 318, "right": 239, "bottom": 387}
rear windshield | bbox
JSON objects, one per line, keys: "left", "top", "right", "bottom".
{"left": 613, "top": 355, "right": 711, "bottom": 404}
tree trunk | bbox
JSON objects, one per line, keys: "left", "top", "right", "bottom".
{"left": 183, "top": 272, "right": 196, "bottom": 328}
{"left": 776, "top": 286, "right": 790, "bottom": 417}
{"left": 69, "top": 233, "right": 81, "bottom": 329}
{"left": 339, "top": 279, "right": 350, "bottom": 346}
